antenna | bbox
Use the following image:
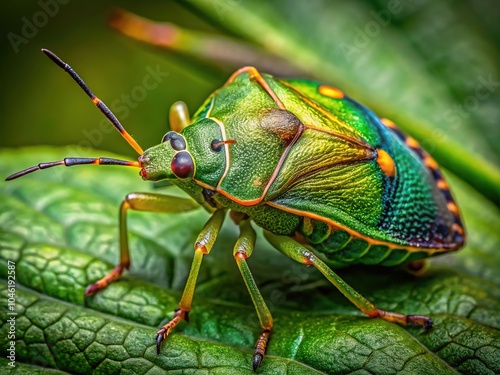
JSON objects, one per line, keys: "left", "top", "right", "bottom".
{"left": 6, "top": 50, "right": 145, "bottom": 181}
{"left": 41, "top": 49, "right": 144, "bottom": 155}
{"left": 6, "top": 157, "right": 141, "bottom": 181}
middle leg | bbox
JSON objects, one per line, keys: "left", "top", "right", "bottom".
{"left": 233, "top": 217, "right": 274, "bottom": 371}
{"left": 85, "top": 192, "right": 200, "bottom": 296}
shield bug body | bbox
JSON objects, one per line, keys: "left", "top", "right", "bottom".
{"left": 7, "top": 51, "right": 465, "bottom": 371}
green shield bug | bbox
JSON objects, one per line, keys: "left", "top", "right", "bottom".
{"left": 7, "top": 50, "right": 465, "bottom": 371}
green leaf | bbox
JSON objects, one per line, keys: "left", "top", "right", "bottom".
{"left": 1, "top": 147, "right": 499, "bottom": 374}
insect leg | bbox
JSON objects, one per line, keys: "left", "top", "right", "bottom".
{"left": 233, "top": 218, "right": 273, "bottom": 371}
{"left": 169, "top": 101, "right": 191, "bottom": 132}
{"left": 264, "top": 231, "right": 432, "bottom": 330}
{"left": 84, "top": 193, "right": 200, "bottom": 297}
{"left": 156, "top": 209, "right": 226, "bottom": 353}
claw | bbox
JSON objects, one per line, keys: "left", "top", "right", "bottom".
{"left": 407, "top": 314, "right": 433, "bottom": 331}
{"left": 84, "top": 265, "right": 126, "bottom": 298}
{"left": 155, "top": 328, "right": 166, "bottom": 354}
{"left": 252, "top": 353, "right": 263, "bottom": 371}
{"left": 377, "top": 309, "right": 433, "bottom": 332}
{"left": 84, "top": 283, "right": 100, "bottom": 297}
{"left": 252, "top": 329, "right": 270, "bottom": 371}
{"left": 424, "top": 318, "right": 433, "bottom": 332}
{"left": 155, "top": 308, "right": 188, "bottom": 355}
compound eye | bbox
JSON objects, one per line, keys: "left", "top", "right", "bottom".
{"left": 162, "top": 131, "right": 186, "bottom": 151}
{"left": 171, "top": 151, "right": 194, "bottom": 179}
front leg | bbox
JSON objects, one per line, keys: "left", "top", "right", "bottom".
{"left": 84, "top": 192, "right": 199, "bottom": 296}
{"left": 155, "top": 209, "right": 226, "bottom": 353}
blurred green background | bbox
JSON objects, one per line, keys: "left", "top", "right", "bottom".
{"left": 1, "top": 0, "right": 499, "bottom": 190}
{"left": 0, "top": 1, "right": 219, "bottom": 157}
